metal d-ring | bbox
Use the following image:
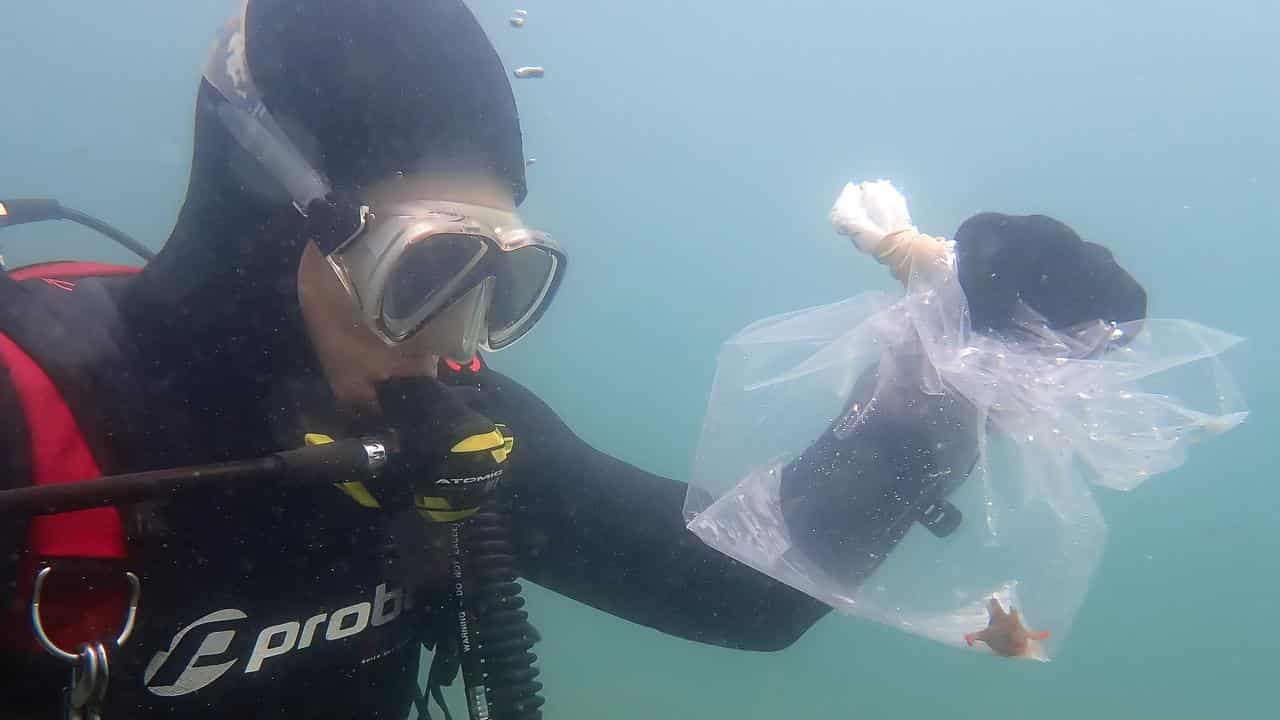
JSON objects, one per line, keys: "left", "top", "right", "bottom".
{"left": 30, "top": 565, "right": 141, "bottom": 663}
{"left": 67, "top": 641, "right": 104, "bottom": 709}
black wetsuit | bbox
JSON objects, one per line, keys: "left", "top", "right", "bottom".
{"left": 0, "top": 275, "right": 833, "bottom": 719}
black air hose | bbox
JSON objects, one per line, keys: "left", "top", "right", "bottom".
{"left": 464, "top": 501, "right": 546, "bottom": 720}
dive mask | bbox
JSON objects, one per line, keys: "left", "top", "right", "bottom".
{"left": 200, "top": 11, "right": 563, "bottom": 352}
{"left": 320, "top": 199, "right": 566, "bottom": 350}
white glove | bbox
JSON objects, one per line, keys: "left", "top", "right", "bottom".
{"left": 830, "top": 179, "right": 915, "bottom": 254}
{"left": 829, "top": 179, "right": 953, "bottom": 285}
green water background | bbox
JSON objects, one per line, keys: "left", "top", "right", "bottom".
{"left": 1, "top": 1, "right": 1276, "bottom": 717}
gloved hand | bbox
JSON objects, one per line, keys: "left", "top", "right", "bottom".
{"left": 829, "top": 179, "right": 916, "bottom": 253}
{"left": 830, "top": 180, "right": 953, "bottom": 284}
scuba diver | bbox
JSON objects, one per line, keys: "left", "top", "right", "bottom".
{"left": 0, "top": 3, "right": 833, "bottom": 718}
{"left": 0, "top": 1, "right": 1159, "bottom": 718}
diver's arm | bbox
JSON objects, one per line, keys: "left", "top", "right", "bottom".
{"left": 476, "top": 369, "right": 831, "bottom": 652}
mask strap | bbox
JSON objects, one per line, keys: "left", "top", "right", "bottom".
{"left": 305, "top": 193, "right": 372, "bottom": 255}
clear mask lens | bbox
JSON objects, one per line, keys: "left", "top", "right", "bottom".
{"left": 487, "top": 246, "right": 560, "bottom": 349}
{"left": 380, "top": 233, "right": 488, "bottom": 341}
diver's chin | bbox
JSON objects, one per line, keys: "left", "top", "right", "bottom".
{"left": 328, "top": 378, "right": 382, "bottom": 429}
{"left": 331, "top": 359, "right": 440, "bottom": 430}
{"left": 386, "top": 353, "right": 439, "bottom": 379}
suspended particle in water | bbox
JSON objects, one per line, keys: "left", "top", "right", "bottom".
{"left": 513, "top": 66, "right": 545, "bottom": 79}
{"left": 510, "top": 9, "right": 528, "bottom": 27}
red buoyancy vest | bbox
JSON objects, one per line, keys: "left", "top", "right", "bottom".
{"left": 1, "top": 261, "right": 140, "bottom": 654}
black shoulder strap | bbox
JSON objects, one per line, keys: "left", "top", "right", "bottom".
{"left": 0, "top": 336, "right": 33, "bottom": 488}
{"left": 0, "top": 272, "right": 142, "bottom": 476}
{"left": 0, "top": 326, "right": 34, "bottom": 598}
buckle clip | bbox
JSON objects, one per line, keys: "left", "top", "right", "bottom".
{"left": 30, "top": 565, "right": 141, "bottom": 662}
{"left": 30, "top": 565, "right": 141, "bottom": 720}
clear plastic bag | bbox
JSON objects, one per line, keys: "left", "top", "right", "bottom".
{"left": 683, "top": 186, "right": 1246, "bottom": 660}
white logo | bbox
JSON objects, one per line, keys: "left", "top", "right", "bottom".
{"left": 436, "top": 468, "right": 505, "bottom": 486}
{"left": 144, "top": 583, "right": 406, "bottom": 696}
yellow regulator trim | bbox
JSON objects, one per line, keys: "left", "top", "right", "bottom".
{"left": 416, "top": 495, "right": 479, "bottom": 522}
{"left": 306, "top": 432, "right": 382, "bottom": 508}
{"left": 451, "top": 430, "right": 505, "bottom": 453}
